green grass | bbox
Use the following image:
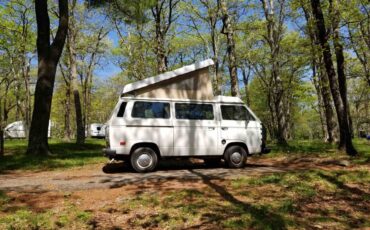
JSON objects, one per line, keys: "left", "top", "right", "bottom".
{"left": 269, "top": 138, "right": 369, "bottom": 155}
{"left": 266, "top": 138, "right": 370, "bottom": 164}
{"left": 107, "top": 168, "right": 369, "bottom": 229}
{"left": 0, "top": 138, "right": 106, "bottom": 172}
{"left": 0, "top": 204, "right": 93, "bottom": 230}
{"left": 1, "top": 167, "right": 368, "bottom": 229}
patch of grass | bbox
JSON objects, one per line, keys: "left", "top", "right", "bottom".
{"left": 0, "top": 138, "right": 105, "bottom": 172}
{"left": 119, "top": 189, "right": 209, "bottom": 228}
{"left": 0, "top": 209, "right": 54, "bottom": 229}
{"left": 0, "top": 204, "right": 93, "bottom": 230}
{"left": 231, "top": 168, "right": 370, "bottom": 228}
{"left": 266, "top": 138, "right": 370, "bottom": 159}
{"left": 0, "top": 191, "right": 10, "bottom": 211}
{"left": 336, "top": 169, "right": 370, "bottom": 184}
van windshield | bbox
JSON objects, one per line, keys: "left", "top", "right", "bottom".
{"left": 221, "top": 105, "right": 255, "bottom": 121}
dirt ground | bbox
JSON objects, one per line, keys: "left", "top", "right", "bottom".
{"left": 0, "top": 157, "right": 355, "bottom": 207}
{"left": 0, "top": 156, "right": 368, "bottom": 229}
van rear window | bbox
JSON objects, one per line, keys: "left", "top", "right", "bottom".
{"left": 221, "top": 105, "right": 255, "bottom": 121}
{"left": 132, "top": 102, "right": 170, "bottom": 119}
{"left": 117, "top": 102, "right": 127, "bottom": 117}
{"left": 175, "top": 103, "right": 214, "bottom": 120}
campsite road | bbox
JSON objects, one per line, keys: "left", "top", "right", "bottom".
{"left": 0, "top": 160, "right": 284, "bottom": 193}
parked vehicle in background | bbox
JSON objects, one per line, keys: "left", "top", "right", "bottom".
{"left": 5, "top": 121, "right": 51, "bottom": 138}
{"left": 90, "top": 123, "right": 106, "bottom": 139}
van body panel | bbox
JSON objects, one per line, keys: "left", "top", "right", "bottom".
{"left": 246, "top": 121, "right": 263, "bottom": 154}
{"left": 173, "top": 119, "right": 218, "bottom": 156}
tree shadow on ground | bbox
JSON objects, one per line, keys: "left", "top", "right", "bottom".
{"left": 187, "top": 169, "right": 287, "bottom": 229}
{"left": 317, "top": 171, "right": 370, "bottom": 197}
{"left": 102, "top": 159, "right": 272, "bottom": 174}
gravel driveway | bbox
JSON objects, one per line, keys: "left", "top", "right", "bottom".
{"left": 0, "top": 160, "right": 284, "bottom": 193}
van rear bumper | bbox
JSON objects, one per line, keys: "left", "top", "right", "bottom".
{"left": 103, "top": 148, "right": 117, "bottom": 158}
{"left": 103, "top": 148, "right": 129, "bottom": 161}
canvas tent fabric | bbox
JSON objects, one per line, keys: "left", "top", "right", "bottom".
{"left": 121, "top": 59, "right": 215, "bottom": 100}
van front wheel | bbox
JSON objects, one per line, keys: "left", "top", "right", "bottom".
{"left": 130, "top": 147, "right": 158, "bottom": 173}
{"left": 224, "top": 146, "right": 247, "bottom": 168}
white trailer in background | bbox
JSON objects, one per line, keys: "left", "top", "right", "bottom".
{"left": 89, "top": 123, "right": 106, "bottom": 138}
{"left": 4, "top": 121, "right": 51, "bottom": 138}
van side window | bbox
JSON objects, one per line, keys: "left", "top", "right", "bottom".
{"left": 117, "top": 102, "right": 127, "bottom": 117}
{"left": 175, "top": 103, "right": 214, "bottom": 120}
{"left": 132, "top": 102, "right": 170, "bottom": 119}
{"left": 221, "top": 105, "right": 255, "bottom": 121}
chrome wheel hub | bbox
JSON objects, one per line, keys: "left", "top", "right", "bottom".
{"left": 137, "top": 153, "right": 152, "bottom": 169}
{"left": 230, "top": 152, "right": 242, "bottom": 164}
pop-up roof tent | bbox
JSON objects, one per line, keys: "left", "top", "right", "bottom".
{"left": 121, "top": 59, "right": 215, "bottom": 100}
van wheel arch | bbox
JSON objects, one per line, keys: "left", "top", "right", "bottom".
{"left": 130, "top": 142, "right": 161, "bottom": 158}
{"left": 223, "top": 142, "right": 249, "bottom": 156}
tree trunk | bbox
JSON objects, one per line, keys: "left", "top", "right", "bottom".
{"left": 310, "top": 0, "right": 357, "bottom": 155}
{"left": 27, "top": 0, "right": 68, "bottom": 155}
{"left": 0, "top": 128, "right": 3, "bottom": 157}
{"left": 0, "top": 101, "right": 3, "bottom": 157}
{"left": 64, "top": 83, "right": 72, "bottom": 140}
{"left": 330, "top": 0, "right": 354, "bottom": 140}
{"left": 312, "top": 62, "right": 328, "bottom": 139}
{"left": 318, "top": 62, "right": 338, "bottom": 142}
{"left": 267, "top": 91, "right": 277, "bottom": 139}
{"left": 219, "top": 0, "right": 239, "bottom": 97}
{"left": 152, "top": 0, "right": 173, "bottom": 74}
{"left": 156, "top": 37, "right": 167, "bottom": 73}
{"left": 242, "top": 66, "right": 251, "bottom": 106}
{"left": 68, "top": 2, "right": 85, "bottom": 144}
{"left": 23, "top": 59, "right": 32, "bottom": 139}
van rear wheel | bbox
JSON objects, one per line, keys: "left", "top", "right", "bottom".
{"left": 224, "top": 145, "right": 247, "bottom": 168}
{"left": 130, "top": 147, "right": 158, "bottom": 173}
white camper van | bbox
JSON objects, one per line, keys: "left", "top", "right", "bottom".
{"left": 103, "top": 59, "right": 270, "bottom": 172}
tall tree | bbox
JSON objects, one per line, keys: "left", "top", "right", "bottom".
{"left": 310, "top": 0, "right": 357, "bottom": 155}
{"left": 27, "top": 0, "right": 68, "bottom": 155}
{"left": 260, "top": 0, "right": 288, "bottom": 145}
{"left": 151, "top": 0, "right": 179, "bottom": 73}
{"left": 0, "top": 0, "right": 36, "bottom": 138}
{"left": 186, "top": 0, "right": 222, "bottom": 94}
{"left": 67, "top": 0, "right": 85, "bottom": 144}
{"left": 329, "top": 0, "right": 354, "bottom": 138}
{"left": 219, "top": 0, "right": 240, "bottom": 97}
{"left": 299, "top": 0, "right": 338, "bottom": 142}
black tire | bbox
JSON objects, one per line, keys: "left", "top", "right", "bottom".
{"left": 130, "top": 147, "right": 158, "bottom": 173}
{"left": 204, "top": 158, "right": 221, "bottom": 166}
{"left": 224, "top": 145, "right": 247, "bottom": 168}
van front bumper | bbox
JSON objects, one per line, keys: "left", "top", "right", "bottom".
{"left": 261, "top": 147, "right": 271, "bottom": 154}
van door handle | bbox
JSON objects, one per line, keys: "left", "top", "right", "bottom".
{"left": 221, "top": 127, "right": 228, "bottom": 130}
{"left": 208, "top": 127, "right": 215, "bottom": 130}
